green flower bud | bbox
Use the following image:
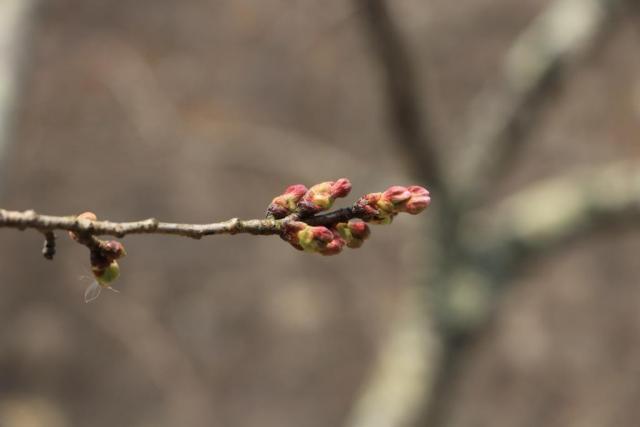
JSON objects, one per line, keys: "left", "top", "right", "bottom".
{"left": 336, "top": 219, "right": 370, "bottom": 249}
{"left": 298, "top": 225, "right": 334, "bottom": 252}
{"left": 93, "top": 260, "right": 120, "bottom": 286}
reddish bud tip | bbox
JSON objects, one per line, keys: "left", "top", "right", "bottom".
{"left": 382, "top": 186, "right": 412, "bottom": 204}
{"left": 102, "top": 240, "right": 127, "bottom": 260}
{"left": 348, "top": 219, "right": 370, "bottom": 240}
{"left": 280, "top": 221, "right": 307, "bottom": 250}
{"left": 267, "top": 184, "right": 309, "bottom": 218}
{"left": 319, "top": 232, "right": 345, "bottom": 256}
{"left": 298, "top": 179, "right": 352, "bottom": 215}
{"left": 404, "top": 186, "right": 431, "bottom": 214}
{"left": 330, "top": 178, "right": 352, "bottom": 199}
{"left": 336, "top": 219, "right": 370, "bottom": 249}
{"left": 284, "top": 184, "right": 308, "bottom": 198}
{"left": 296, "top": 224, "right": 343, "bottom": 254}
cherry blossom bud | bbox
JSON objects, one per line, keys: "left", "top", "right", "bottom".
{"left": 356, "top": 192, "right": 382, "bottom": 217}
{"left": 347, "top": 219, "right": 370, "bottom": 240}
{"left": 355, "top": 192, "right": 396, "bottom": 223}
{"left": 298, "top": 182, "right": 333, "bottom": 214}
{"left": 330, "top": 178, "right": 352, "bottom": 199}
{"left": 404, "top": 186, "right": 431, "bottom": 214}
{"left": 382, "top": 186, "right": 412, "bottom": 204}
{"left": 92, "top": 260, "right": 120, "bottom": 286}
{"left": 336, "top": 219, "right": 370, "bottom": 249}
{"left": 280, "top": 221, "right": 307, "bottom": 250}
{"left": 298, "top": 225, "right": 334, "bottom": 252}
{"left": 101, "top": 240, "right": 127, "bottom": 261}
{"left": 319, "top": 231, "right": 345, "bottom": 256}
{"left": 267, "top": 184, "right": 308, "bottom": 219}
{"left": 298, "top": 178, "right": 352, "bottom": 215}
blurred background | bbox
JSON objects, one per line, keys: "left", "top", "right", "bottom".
{"left": 0, "top": 0, "right": 639, "bottom": 426}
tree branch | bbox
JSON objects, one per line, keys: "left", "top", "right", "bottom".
{"left": 454, "top": 0, "right": 621, "bottom": 202}
{"left": 0, "top": 180, "right": 431, "bottom": 261}
{"left": 473, "top": 160, "right": 640, "bottom": 264}
{"left": 0, "top": 0, "right": 37, "bottom": 196}
{"left": 418, "top": 160, "right": 640, "bottom": 427}
{"left": 0, "top": 207, "right": 371, "bottom": 239}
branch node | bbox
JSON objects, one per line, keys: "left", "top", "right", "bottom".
{"left": 228, "top": 218, "right": 240, "bottom": 234}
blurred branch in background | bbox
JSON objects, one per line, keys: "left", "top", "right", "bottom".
{"left": 349, "top": 0, "right": 630, "bottom": 427}
{"left": 425, "top": 160, "right": 640, "bottom": 427}
{"left": 453, "top": 0, "right": 623, "bottom": 203}
{"left": 479, "top": 161, "right": 640, "bottom": 266}
{"left": 0, "top": 0, "right": 36, "bottom": 196}
{"left": 349, "top": 2, "right": 453, "bottom": 427}
{"left": 356, "top": 0, "right": 448, "bottom": 199}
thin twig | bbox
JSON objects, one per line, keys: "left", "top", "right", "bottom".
{"left": 0, "top": 206, "right": 374, "bottom": 239}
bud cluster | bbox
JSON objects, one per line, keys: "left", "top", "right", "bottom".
{"left": 356, "top": 185, "right": 431, "bottom": 224}
{"left": 281, "top": 219, "right": 370, "bottom": 256}
{"left": 69, "top": 211, "right": 127, "bottom": 286}
{"left": 269, "top": 180, "right": 430, "bottom": 256}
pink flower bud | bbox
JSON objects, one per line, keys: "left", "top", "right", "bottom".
{"left": 267, "top": 184, "right": 308, "bottom": 219}
{"left": 285, "top": 184, "right": 309, "bottom": 198}
{"left": 355, "top": 192, "right": 396, "bottom": 223}
{"left": 404, "top": 186, "right": 431, "bottom": 214}
{"left": 347, "top": 219, "right": 370, "bottom": 240}
{"left": 298, "top": 225, "right": 334, "bottom": 252}
{"left": 330, "top": 178, "right": 352, "bottom": 199}
{"left": 356, "top": 193, "right": 381, "bottom": 216}
{"left": 319, "top": 231, "right": 345, "bottom": 256}
{"left": 296, "top": 179, "right": 352, "bottom": 215}
{"left": 281, "top": 221, "right": 307, "bottom": 250}
{"left": 336, "top": 219, "right": 370, "bottom": 249}
{"left": 382, "top": 186, "right": 411, "bottom": 204}
{"left": 101, "top": 240, "right": 127, "bottom": 260}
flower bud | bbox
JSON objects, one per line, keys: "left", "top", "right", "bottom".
{"left": 382, "top": 186, "right": 412, "bottom": 204}
{"left": 298, "top": 178, "right": 352, "bottom": 215}
{"left": 357, "top": 185, "right": 430, "bottom": 220}
{"left": 319, "top": 232, "right": 345, "bottom": 256}
{"left": 356, "top": 192, "right": 395, "bottom": 223}
{"left": 280, "top": 221, "right": 307, "bottom": 250}
{"left": 101, "top": 240, "right": 127, "bottom": 261}
{"left": 267, "top": 184, "right": 308, "bottom": 219}
{"left": 336, "top": 219, "right": 370, "bottom": 249}
{"left": 330, "top": 178, "right": 352, "bottom": 199}
{"left": 404, "top": 186, "right": 431, "bottom": 214}
{"left": 298, "top": 225, "right": 334, "bottom": 252}
{"left": 92, "top": 260, "right": 120, "bottom": 286}
{"left": 356, "top": 192, "right": 382, "bottom": 216}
